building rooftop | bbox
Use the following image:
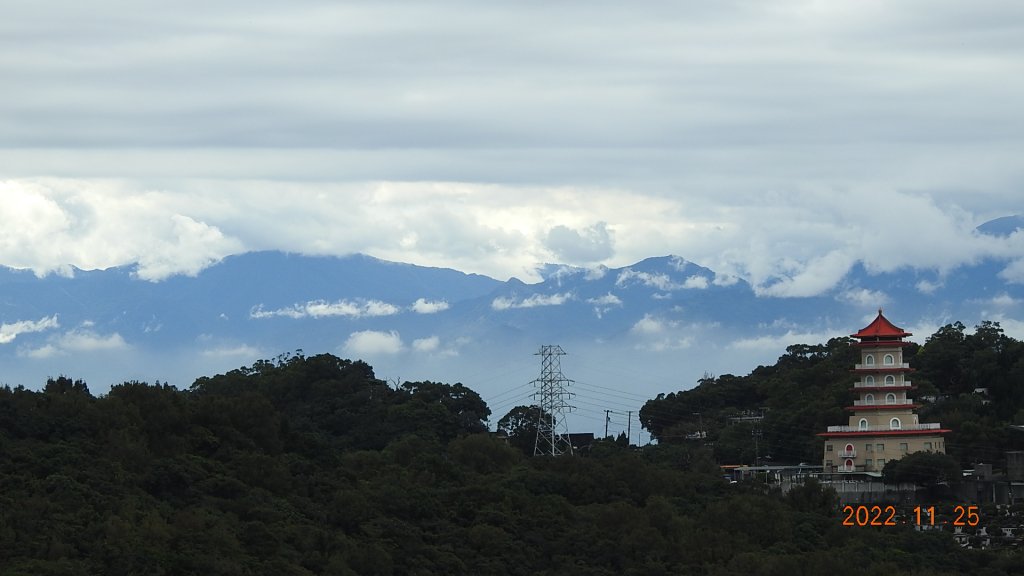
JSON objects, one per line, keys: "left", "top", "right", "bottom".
{"left": 851, "top": 309, "right": 912, "bottom": 340}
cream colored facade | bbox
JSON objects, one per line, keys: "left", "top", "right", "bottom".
{"left": 820, "top": 312, "right": 949, "bottom": 474}
{"left": 824, "top": 436, "right": 946, "bottom": 473}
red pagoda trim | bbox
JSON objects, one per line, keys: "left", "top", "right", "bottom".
{"left": 818, "top": 429, "right": 951, "bottom": 438}
{"left": 844, "top": 404, "right": 919, "bottom": 411}
{"left": 850, "top": 367, "right": 914, "bottom": 373}
{"left": 851, "top": 341, "right": 912, "bottom": 348}
{"left": 851, "top": 310, "right": 912, "bottom": 340}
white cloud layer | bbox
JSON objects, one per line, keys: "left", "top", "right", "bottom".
{"left": 410, "top": 298, "right": 450, "bottom": 314}
{"left": 616, "top": 270, "right": 683, "bottom": 291}
{"left": 586, "top": 292, "right": 624, "bottom": 319}
{"left": 0, "top": 315, "right": 60, "bottom": 344}
{"left": 21, "top": 325, "right": 129, "bottom": 358}
{"left": 838, "top": 288, "right": 890, "bottom": 308}
{"left": 201, "top": 344, "right": 262, "bottom": 358}
{"left": 628, "top": 314, "right": 700, "bottom": 351}
{"left": 342, "top": 330, "right": 404, "bottom": 356}
{"left": 412, "top": 336, "right": 441, "bottom": 353}
{"left": 492, "top": 292, "right": 574, "bottom": 310}
{"left": 544, "top": 222, "right": 614, "bottom": 263}
{"left": 730, "top": 330, "right": 835, "bottom": 352}
{"left": 0, "top": 183, "right": 243, "bottom": 280}
{"left": 251, "top": 299, "right": 400, "bottom": 319}
{"left": 0, "top": 183, "right": 1021, "bottom": 299}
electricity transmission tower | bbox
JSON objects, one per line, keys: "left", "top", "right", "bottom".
{"left": 532, "top": 345, "right": 575, "bottom": 456}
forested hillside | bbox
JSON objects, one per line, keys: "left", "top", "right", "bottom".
{"left": 640, "top": 321, "right": 1024, "bottom": 469}
{"left": 1, "top": 351, "right": 1022, "bottom": 574}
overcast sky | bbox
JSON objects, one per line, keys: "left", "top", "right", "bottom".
{"left": 2, "top": 0, "right": 1022, "bottom": 294}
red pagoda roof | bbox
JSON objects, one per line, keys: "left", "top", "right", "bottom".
{"left": 851, "top": 310, "right": 912, "bottom": 340}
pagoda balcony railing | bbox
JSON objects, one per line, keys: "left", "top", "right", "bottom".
{"left": 854, "top": 362, "right": 911, "bottom": 370}
{"left": 838, "top": 448, "right": 856, "bottom": 458}
{"left": 854, "top": 380, "right": 912, "bottom": 388}
{"left": 827, "top": 423, "right": 941, "bottom": 433}
{"left": 852, "top": 398, "right": 912, "bottom": 406}
{"left": 834, "top": 464, "right": 864, "bottom": 473}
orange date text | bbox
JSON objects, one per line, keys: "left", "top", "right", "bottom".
{"left": 841, "top": 505, "right": 980, "bottom": 527}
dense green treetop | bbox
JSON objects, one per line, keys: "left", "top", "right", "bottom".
{"left": 641, "top": 322, "right": 1024, "bottom": 469}
{"left": 0, "top": 348, "right": 1021, "bottom": 574}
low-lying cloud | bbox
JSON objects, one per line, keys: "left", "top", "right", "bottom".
{"left": 21, "top": 324, "right": 129, "bottom": 358}
{"left": 0, "top": 315, "right": 59, "bottom": 344}
{"left": 411, "top": 298, "right": 450, "bottom": 314}
{"left": 616, "top": 269, "right": 710, "bottom": 291}
{"left": 342, "top": 330, "right": 404, "bottom": 356}
{"left": 251, "top": 299, "right": 401, "bottom": 319}
{"left": 492, "top": 292, "right": 574, "bottom": 310}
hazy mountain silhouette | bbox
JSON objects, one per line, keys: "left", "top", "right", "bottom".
{"left": 0, "top": 219, "right": 1021, "bottom": 408}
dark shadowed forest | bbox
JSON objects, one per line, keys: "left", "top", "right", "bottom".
{"left": 1, "top": 322, "right": 1023, "bottom": 574}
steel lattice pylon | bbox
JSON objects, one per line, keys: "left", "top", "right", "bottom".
{"left": 532, "top": 345, "right": 575, "bottom": 456}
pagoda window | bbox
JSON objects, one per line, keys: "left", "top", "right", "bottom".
{"left": 885, "top": 393, "right": 897, "bottom": 404}
{"left": 864, "top": 393, "right": 875, "bottom": 403}
{"left": 858, "top": 418, "right": 868, "bottom": 430}
{"left": 845, "top": 459, "right": 853, "bottom": 470}
{"left": 865, "top": 355, "right": 875, "bottom": 366}
{"left": 883, "top": 354, "right": 895, "bottom": 366}
{"left": 889, "top": 418, "right": 901, "bottom": 430}
{"left": 884, "top": 375, "right": 896, "bottom": 385}
{"left": 865, "top": 375, "right": 875, "bottom": 385}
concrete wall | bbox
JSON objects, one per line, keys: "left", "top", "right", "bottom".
{"left": 1008, "top": 451, "right": 1024, "bottom": 482}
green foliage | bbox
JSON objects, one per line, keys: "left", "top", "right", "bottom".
{"left": 642, "top": 322, "right": 1024, "bottom": 470}
{"left": 0, "top": 351, "right": 1018, "bottom": 574}
{"left": 641, "top": 337, "right": 857, "bottom": 464}
{"left": 497, "top": 404, "right": 548, "bottom": 454}
{"left": 882, "top": 451, "right": 962, "bottom": 487}
{"left": 914, "top": 321, "right": 1024, "bottom": 466}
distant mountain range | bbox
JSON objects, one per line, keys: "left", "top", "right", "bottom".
{"left": 1, "top": 216, "right": 1021, "bottom": 435}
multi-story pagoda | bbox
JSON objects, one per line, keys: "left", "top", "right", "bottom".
{"left": 820, "top": 310, "right": 950, "bottom": 475}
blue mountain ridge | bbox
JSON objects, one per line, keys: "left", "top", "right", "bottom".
{"left": 0, "top": 217, "right": 1020, "bottom": 409}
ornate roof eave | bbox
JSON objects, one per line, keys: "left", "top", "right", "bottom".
{"left": 818, "top": 429, "right": 951, "bottom": 438}
{"left": 851, "top": 340, "right": 913, "bottom": 348}
{"left": 844, "top": 404, "right": 920, "bottom": 411}
{"left": 851, "top": 309, "right": 912, "bottom": 340}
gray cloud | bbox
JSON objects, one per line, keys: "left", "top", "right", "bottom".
{"left": 545, "top": 222, "right": 614, "bottom": 263}
{"left": 0, "top": 1, "right": 1022, "bottom": 296}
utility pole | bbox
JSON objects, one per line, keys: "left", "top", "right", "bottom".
{"left": 605, "top": 410, "right": 611, "bottom": 439}
{"left": 627, "top": 411, "right": 633, "bottom": 446}
{"left": 752, "top": 426, "right": 762, "bottom": 467}
{"left": 531, "top": 345, "right": 575, "bottom": 457}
